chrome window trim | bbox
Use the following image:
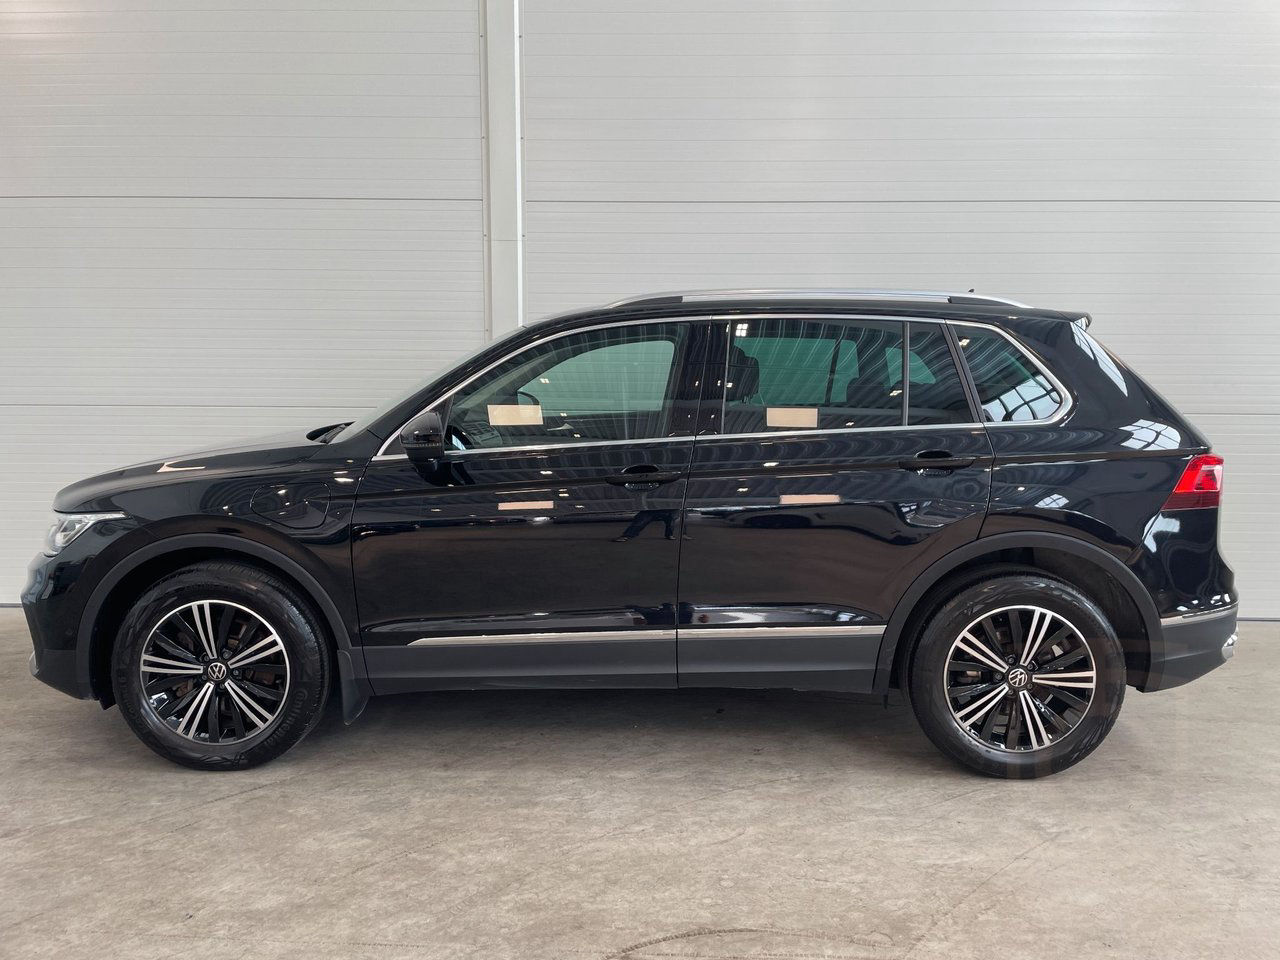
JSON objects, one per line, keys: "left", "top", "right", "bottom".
{"left": 370, "top": 419, "right": 986, "bottom": 463}
{"left": 410, "top": 629, "right": 677, "bottom": 646}
{"left": 701, "top": 422, "right": 985, "bottom": 445}
{"left": 374, "top": 312, "right": 1054, "bottom": 461}
{"left": 950, "top": 320, "right": 1074, "bottom": 427}
{"left": 377, "top": 433, "right": 697, "bottom": 461}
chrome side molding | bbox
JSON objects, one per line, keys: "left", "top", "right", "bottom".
{"left": 678, "top": 625, "right": 883, "bottom": 640}
{"left": 410, "top": 629, "right": 676, "bottom": 646}
{"left": 409, "top": 624, "right": 884, "bottom": 646}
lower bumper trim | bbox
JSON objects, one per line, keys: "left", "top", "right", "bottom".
{"left": 1138, "top": 606, "right": 1238, "bottom": 693}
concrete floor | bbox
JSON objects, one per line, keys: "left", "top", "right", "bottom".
{"left": 1, "top": 610, "right": 1276, "bottom": 960}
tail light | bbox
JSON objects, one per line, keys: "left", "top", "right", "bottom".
{"left": 1163, "top": 454, "right": 1224, "bottom": 511}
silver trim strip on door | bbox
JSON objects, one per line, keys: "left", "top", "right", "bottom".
{"left": 408, "top": 625, "right": 884, "bottom": 646}
{"left": 679, "top": 625, "right": 884, "bottom": 640}
{"left": 409, "top": 629, "right": 678, "bottom": 646}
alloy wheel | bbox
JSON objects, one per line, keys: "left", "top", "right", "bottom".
{"left": 138, "top": 599, "right": 290, "bottom": 744}
{"left": 944, "top": 605, "right": 1096, "bottom": 752}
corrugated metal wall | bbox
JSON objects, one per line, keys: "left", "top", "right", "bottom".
{"left": 523, "top": 1, "right": 1280, "bottom": 616}
{"left": 3, "top": 0, "right": 1277, "bottom": 616}
{"left": 0, "top": 1, "right": 485, "bottom": 595}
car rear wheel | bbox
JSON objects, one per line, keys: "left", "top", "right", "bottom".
{"left": 111, "top": 561, "right": 329, "bottom": 770}
{"left": 908, "top": 573, "right": 1126, "bottom": 778}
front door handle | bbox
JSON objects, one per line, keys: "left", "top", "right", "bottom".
{"left": 898, "top": 450, "right": 976, "bottom": 472}
{"left": 605, "top": 464, "right": 682, "bottom": 487}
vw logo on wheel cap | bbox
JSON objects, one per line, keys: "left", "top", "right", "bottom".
{"left": 1006, "top": 666, "right": 1030, "bottom": 690}
{"left": 206, "top": 661, "right": 228, "bottom": 682}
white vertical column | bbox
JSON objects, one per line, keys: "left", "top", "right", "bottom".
{"left": 480, "top": 0, "right": 524, "bottom": 338}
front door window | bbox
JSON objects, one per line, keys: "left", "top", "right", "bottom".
{"left": 444, "top": 323, "right": 689, "bottom": 450}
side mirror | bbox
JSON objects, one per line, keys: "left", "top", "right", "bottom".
{"left": 400, "top": 410, "right": 445, "bottom": 466}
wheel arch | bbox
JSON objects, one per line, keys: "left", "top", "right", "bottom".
{"left": 79, "top": 534, "right": 369, "bottom": 720}
{"left": 875, "top": 532, "right": 1160, "bottom": 693}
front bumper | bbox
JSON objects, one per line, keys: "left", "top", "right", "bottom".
{"left": 1137, "top": 605, "right": 1239, "bottom": 692}
{"left": 23, "top": 551, "right": 97, "bottom": 700}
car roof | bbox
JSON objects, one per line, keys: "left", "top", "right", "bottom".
{"left": 528, "top": 289, "right": 1087, "bottom": 331}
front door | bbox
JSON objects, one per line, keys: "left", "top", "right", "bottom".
{"left": 353, "top": 320, "right": 708, "bottom": 692}
{"left": 677, "top": 315, "right": 993, "bottom": 690}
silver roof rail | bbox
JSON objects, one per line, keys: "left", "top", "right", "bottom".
{"left": 603, "top": 288, "right": 1032, "bottom": 309}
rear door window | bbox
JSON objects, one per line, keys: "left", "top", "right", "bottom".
{"left": 722, "top": 317, "right": 905, "bottom": 433}
{"left": 903, "top": 323, "right": 975, "bottom": 425}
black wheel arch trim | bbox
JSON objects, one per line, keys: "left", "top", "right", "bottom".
{"left": 77, "top": 533, "right": 371, "bottom": 721}
{"left": 873, "top": 531, "right": 1162, "bottom": 693}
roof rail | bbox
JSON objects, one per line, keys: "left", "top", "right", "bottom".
{"left": 602, "top": 288, "right": 1032, "bottom": 310}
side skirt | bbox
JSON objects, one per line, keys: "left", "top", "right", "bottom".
{"left": 676, "top": 625, "right": 885, "bottom": 691}
{"left": 360, "top": 626, "right": 885, "bottom": 694}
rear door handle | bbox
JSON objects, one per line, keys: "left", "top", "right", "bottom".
{"left": 605, "top": 464, "right": 682, "bottom": 487}
{"left": 898, "top": 450, "right": 976, "bottom": 472}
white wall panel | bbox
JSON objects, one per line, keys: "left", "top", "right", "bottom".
{"left": 524, "top": 2, "right": 1280, "bottom": 204}
{"left": 524, "top": 1, "right": 1280, "bottom": 616}
{"left": 0, "top": 1, "right": 484, "bottom": 597}
{"left": 2, "top": 1, "right": 480, "bottom": 198}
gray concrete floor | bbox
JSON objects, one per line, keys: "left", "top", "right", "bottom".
{"left": 1, "top": 609, "right": 1277, "bottom": 960}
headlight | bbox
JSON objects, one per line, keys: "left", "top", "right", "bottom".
{"left": 43, "top": 512, "right": 126, "bottom": 555}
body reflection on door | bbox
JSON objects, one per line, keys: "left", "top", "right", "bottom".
{"left": 613, "top": 509, "right": 681, "bottom": 542}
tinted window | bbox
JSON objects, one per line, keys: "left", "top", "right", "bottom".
{"left": 444, "top": 323, "right": 687, "bottom": 449}
{"left": 722, "top": 318, "right": 904, "bottom": 433}
{"left": 958, "top": 327, "right": 1064, "bottom": 422}
{"left": 903, "top": 324, "right": 974, "bottom": 425}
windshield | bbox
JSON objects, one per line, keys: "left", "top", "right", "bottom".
{"left": 329, "top": 377, "right": 432, "bottom": 444}
{"left": 329, "top": 335, "right": 517, "bottom": 445}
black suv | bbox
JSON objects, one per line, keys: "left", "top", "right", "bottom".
{"left": 23, "top": 290, "right": 1238, "bottom": 777}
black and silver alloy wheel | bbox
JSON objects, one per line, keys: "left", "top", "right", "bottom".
{"left": 908, "top": 571, "right": 1126, "bottom": 778}
{"left": 139, "top": 599, "right": 291, "bottom": 744}
{"left": 113, "top": 561, "right": 329, "bottom": 770}
{"left": 945, "top": 605, "right": 1096, "bottom": 752}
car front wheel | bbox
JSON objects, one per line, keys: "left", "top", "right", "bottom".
{"left": 111, "top": 561, "right": 329, "bottom": 770}
{"left": 908, "top": 573, "right": 1126, "bottom": 778}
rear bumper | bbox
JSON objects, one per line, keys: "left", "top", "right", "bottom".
{"left": 1137, "top": 605, "right": 1238, "bottom": 692}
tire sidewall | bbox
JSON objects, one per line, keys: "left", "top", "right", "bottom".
{"left": 112, "top": 564, "right": 328, "bottom": 770}
{"left": 910, "top": 575, "right": 1126, "bottom": 778}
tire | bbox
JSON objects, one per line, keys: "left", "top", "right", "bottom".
{"left": 111, "top": 561, "right": 330, "bottom": 770}
{"left": 907, "top": 572, "right": 1125, "bottom": 778}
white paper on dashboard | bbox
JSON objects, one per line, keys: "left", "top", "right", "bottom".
{"left": 488, "top": 404, "right": 543, "bottom": 426}
{"left": 766, "top": 407, "right": 818, "bottom": 428}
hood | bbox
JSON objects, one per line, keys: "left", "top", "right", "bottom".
{"left": 54, "top": 429, "right": 330, "bottom": 513}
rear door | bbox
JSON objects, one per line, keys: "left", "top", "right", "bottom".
{"left": 677, "top": 315, "right": 993, "bottom": 690}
